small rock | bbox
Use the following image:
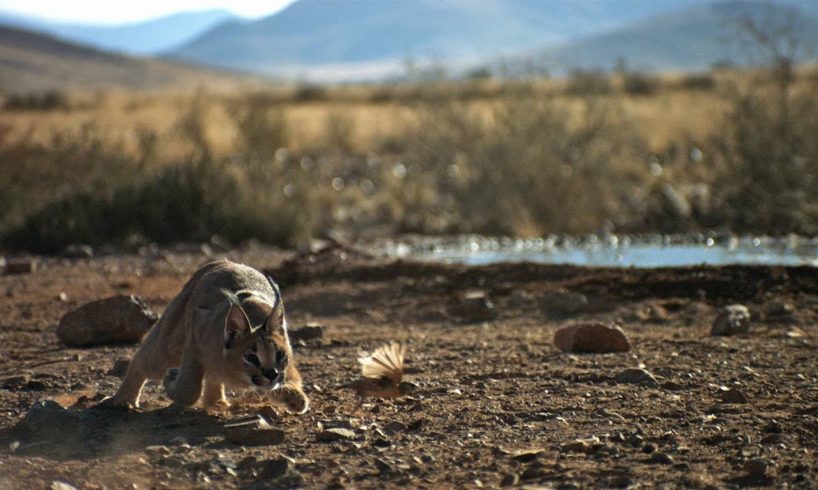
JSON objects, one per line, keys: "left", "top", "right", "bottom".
{"left": 317, "top": 428, "right": 356, "bottom": 442}
{"left": 763, "top": 420, "right": 782, "bottom": 433}
{"left": 224, "top": 416, "right": 285, "bottom": 446}
{"left": 56, "top": 295, "right": 157, "bottom": 347}
{"left": 256, "top": 457, "right": 290, "bottom": 479}
{"left": 720, "top": 388, "right": 749, "bottom": 404}
{"left": 615, "top": 368, "right": 659, "bottom": 387}
{"left": 449, "top": 291, "right": 497, "bottom": 324}
{"left": 500, "top": 473, "right": 520, "bottom": 487}
{"left": 553, "top": 322, "right": 630, "bottom": 353}
{"left": 4, "top": 257, "right": 37, "bottom": 275}
{"left": 642, "top": 443, "right": 658, "bottom": 454}
{"left": 744, "top": 458, "right": 768, "bottom": 477}
{"left": 290, "top": 323, "right": 324, "bottom": 341}
{"left": 647, "top": 453, "right": 674, "bottom": 465}
{"left": 711, "top": 304, "right": 751, "bottom": 336}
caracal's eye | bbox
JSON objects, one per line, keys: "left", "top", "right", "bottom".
{"left": 275, "top": 350, "right": 286, "bottom": 364}
{"left": 244, "top": 353, "right": 261, "bottom": 367}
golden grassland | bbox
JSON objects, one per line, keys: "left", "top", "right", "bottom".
{"left": 1, "top": 66, "right": 817, "bottom": 252}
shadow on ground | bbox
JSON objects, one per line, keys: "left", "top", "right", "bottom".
{"left": 0, "top": 399, "right": 222, "bottom": 460}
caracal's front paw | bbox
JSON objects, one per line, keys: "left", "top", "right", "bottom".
{"left": 274, "top": 387, "right": 309, "bottom": 414}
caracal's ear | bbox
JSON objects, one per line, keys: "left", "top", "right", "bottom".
{"left": 264, "top": 275, "right": 286, "bottom": 333}
{"left": 224, "top": 293, "right": 252, "bottom": 350}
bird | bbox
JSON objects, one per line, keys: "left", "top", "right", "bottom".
{"left": 350, "top": 342, "right": 416, "bottom": 399}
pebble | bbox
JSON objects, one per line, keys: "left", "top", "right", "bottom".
{"left": 711, "top": 304, "right": 751, "bottom": 336}
{"left": 719, "top": 388, "right": 749, "bottom": 404}
{"left": 615, "top": 368, "right": 660, "bottom": 387}
{"left": 317, "top": 428, "right": 356, "bottom": 442}
{"left": 554, "top": 322, "right": 630, "bottom": 353}
{"left": 57, "top": 295, "right": 157, "bottom": 347}
{"left": 224, "top": 416, "right": 285, "bottom": 446}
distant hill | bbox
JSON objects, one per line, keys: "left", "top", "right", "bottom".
{"left": 0, "top": 9, "right": 237, "bottom": 55}
{"left": 0, "top": 26, "right": 264, "bottom": 93}
{"left": 166, "top": 0, "right": 714, "bottom": 79}
{"left": 527, "top": 1, "right": 818, "bottom": 73}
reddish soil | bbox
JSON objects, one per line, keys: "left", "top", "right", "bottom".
{"left": 0, "top": 245, "right": 817, "bottom": 489}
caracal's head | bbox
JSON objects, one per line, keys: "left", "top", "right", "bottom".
{"left": 221, "top": 280, "right": 292, "bottom": 391}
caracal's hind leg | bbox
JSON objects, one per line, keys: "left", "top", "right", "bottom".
{"left": 164, "top": 346, "right": 204, "bottom": 407}
{"left": 202, "top": 380, "right": 230, "bottom": 412}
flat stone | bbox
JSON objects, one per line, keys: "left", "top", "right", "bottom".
{"left": 317, "top": 427, "right": 356, "bottom": 442}
{"left": 615, "top": 368, "right": 660, "bottom": 387}
{"left": 711, "top": 304, "right": 751, "bottom": 336}
{"left": 224, "top": 416, "right": 285, "bottom": 446}
{"left": 57, "top": 295, "right": 157, "bottom": 347}
{"left": 553, "top": 322, "right": 630, "bottom": 353}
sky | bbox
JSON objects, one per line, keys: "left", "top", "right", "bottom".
{"left": 0, "top": 0, "right": 297, "bottom": 24}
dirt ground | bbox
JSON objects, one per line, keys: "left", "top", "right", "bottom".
{"left": 0, "top": 244, "right": 817, "bottom": 489}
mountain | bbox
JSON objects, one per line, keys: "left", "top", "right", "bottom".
{"left": 527, "top": 1, "right": 818, "bottom": 73}
{"left": 0, "top": 9, "right": 237, "bottom": 55}
{"left": 0, "top": 26, "right": 265, "bottom": 93}
{"left": 167, "top": 0, "right": 716, "bottom": 79}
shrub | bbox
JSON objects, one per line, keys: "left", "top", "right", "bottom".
{"left": 565, "top": 70, "right": 612, "bottom": 96}
{"left": 2, "top": 158, "right": 307, "bottom": 253}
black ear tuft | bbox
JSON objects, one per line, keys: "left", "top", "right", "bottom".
{"left": 266, "top": 275, "right": 282, "bottom": 308}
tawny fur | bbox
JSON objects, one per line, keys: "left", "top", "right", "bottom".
{"left": 103, "top": 260, "right": 308, "bottom": 413}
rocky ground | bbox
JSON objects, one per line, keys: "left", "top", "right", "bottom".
{"left": 0, "top": 244, "right": 817, "bottom": 489}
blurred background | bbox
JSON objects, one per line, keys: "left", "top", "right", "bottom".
{"left": 0, "top": 0, "right": 816, "bottom": 256}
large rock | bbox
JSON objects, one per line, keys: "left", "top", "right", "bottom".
{"left": 57, "top": 295, "right": 157, "bottom": 347}
{"left": 711, "top": 304, "right": 751, "bottom": 336}
{"left": 553, "top": 322, "right": 630, "bottom": 353}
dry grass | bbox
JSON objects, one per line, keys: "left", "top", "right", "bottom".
{"left": 1, "top": 67, "right": 817, "bottom": 251}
